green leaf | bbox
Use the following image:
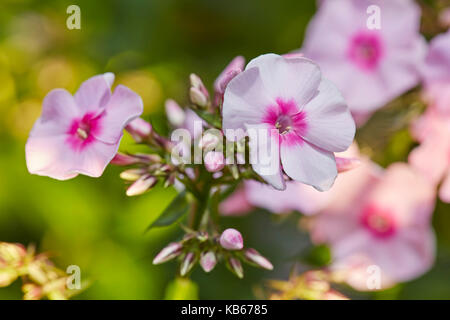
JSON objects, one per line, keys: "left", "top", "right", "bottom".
{"left": 164, "top": 277, "right": 199, "bottom": 300}
{"left": 301, "top": 244, "right": 331, "bottom": 267}
{"left": 146, "top": 191, "right": 189, "bottom": 231}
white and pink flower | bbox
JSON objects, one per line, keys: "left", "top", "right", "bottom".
{"left": 302, "top": 0, "right": 426, "bottom": 118}
{"left": 222, "top": 54, "right": 355, "bottom": 191}
{"left": 26, "top": 73, "right": 143, "bottom": 180}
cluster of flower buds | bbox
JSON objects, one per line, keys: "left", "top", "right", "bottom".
{"left": 267, "top": 269, "right": 348, "bottom": 300}
{"left": 116, "top": 153, "right": 177, "bottom": 196}
{"left": 153, "top": 228, "right": 273, "bottom": 279}
{"left": 0, "top": 242, "right": 85, "bottom": 300}
{"left": 112, "top": 117, "right": 181, "bottom": 196}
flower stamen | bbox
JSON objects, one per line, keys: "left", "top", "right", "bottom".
{"left": 76, "top": 128, "right": 88, "bottom": 140}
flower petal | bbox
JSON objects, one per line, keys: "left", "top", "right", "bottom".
{"left": 93, "top": 85, "right": 144, "bottom": 144}
{"left": 25, "top": 134, "right": 119, "bottom": 180}
{"left": 246, "top": 54, "right": 321, "bottom": 107}
{"left": 31, "top": 89, "right": 79, "bottom": 137}
{"left": 246, "top": 123, "right": 286, "bottom": 190}
{"left": 74, "top": 74, "right": 112, "bottom": 113}
{"left": 68, "top": 140, "right": 120, "bottom": 178}
{"left": 280, "top": 140, "right": 337, "bottom": 191}
{"left": 302, "top": 79, "right": 355, "bottom": 152}
{"left": 222, "top": 67, "right": 274, "bottom": 140}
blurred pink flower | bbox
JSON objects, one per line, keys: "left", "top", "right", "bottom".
{"left": 26, "top": 73, "right": 143, "bottom": 180}
{"left": 421, "top": 30, "right": 450, "bottom": 114}
{"left": 247, "top": 144, "right": 366, "bottom": 214}
{"left": 219, "top": 186, "right": 254, "bottom": 216}
{"left": 302, "top": 0, "right": 426, "bottom": 115}
{"left": 409, "top": 108, "right": 450, "bottom": 203}
{"left": 222, "top": 54, "right": 355, "bottom": 191}
{"left": 310, "top": 163, "right": 436, "bottom": 290}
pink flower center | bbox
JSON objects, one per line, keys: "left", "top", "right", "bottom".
{"left": 360, "top": 204, "right": 397, "bottom": 239}
{"left": 262, "top": 98, "right": 308, "bottom": 146}
{"left": 347, "top": 31, "right": 384, "bottom": 71}
{"left": 66, "top": 112, "right": 102, "bottom": 151}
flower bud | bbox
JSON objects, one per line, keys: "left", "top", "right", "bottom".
{"left": 22, "top": 283, "right": 43, "bottom": 300}
{"left": 0, "top": 242, "right": 26, "bottom": 266}
{"left": 103, "top": 72, "right": 115, "bottom": 88}
{"left": 214, "top": 56, "right": 245, "bottom": 96}
{"left": 227, "top": 257, "right": 243, "bottom": 279}
{"left": 126, "top": 174, "right": 157, "bottom": 196}
{"left": 220, "top": 228, "right": 244, "bottom": 250}
{"left": 27, "top": 261, "right": 48, "bottom": 284}
{"left": 120, "top": 168, "right": 146, "bottom": 181}
{"left": 218, "top": 69, "right": 242, "bottom": 94}
{"left": 165, "top": 99, "right": 186, "bottom": 127}
{"left": 0, "top": 269, "right": 19, "bottom": 287}
{"left": 336, "top": 157, "right": 361, "bottom": 173}
{"left": 199, "top": 132, "right": 221, "bottom": 149}
{"left": 200, "top": 251, "right": 217, "bottom": 273}
{"left": 153, "top": 242, "right": 183, "bottom": 265}
{"left": 244, "top": 248, "right": 273, "bottom": 270}
{"left": 189, "top": 73, "right": 209, "bottom": 98}
{"left": 204, "top": 151, "right": 225, "bottom": 173}
{"left": 190, "top": 87, "right": 208, "bottom": 108}
{"left": 111, "top": 153, "right": 141, "bottom": 166}
{"left": 125, "top": 118, "right": 152, "bottom": 143}
{"left": 180, "top": 252, "right": 197, "bottom": 276}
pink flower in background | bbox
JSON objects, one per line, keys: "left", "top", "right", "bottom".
{"left": 26, "top": 73, "right": 143, "bottom": 180}
{"left": 409, "top": 108, "right": 450, "bottom": 203}
{"left": 219, "top": 185, "right": 254, "bottom": 216}
{"left": 222, "top": 54, "right": 355, "bottom": 191}
{"left": 421, "top": 30, "right": 450, "bottom": 114}
{"left": 222, "top": 144, "right": 365, "bottom": 216}
{"left": 310, "top": 163, "right": 436, "bottom": 290}
{"left": 302, "top": 0, "right": 426, "bottom": 117}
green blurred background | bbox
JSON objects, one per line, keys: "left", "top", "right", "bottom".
{"left": 0, "top": 0, "right": 449, "bottom": 299}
